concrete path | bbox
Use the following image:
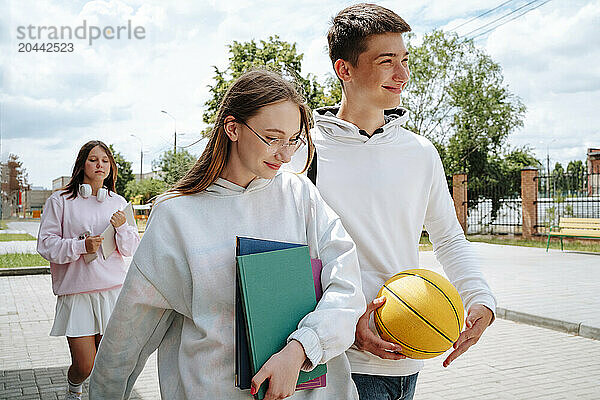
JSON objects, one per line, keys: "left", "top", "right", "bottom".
{"left": 1, "top": 274, "right": 598, "bottom": 399}
{"left": 0, "top": 241, "right": 38, "bottom": 255}
{"left": 413, "top": 318, "right": 600, "bottom": 400}
{"left": 6, "top": 221, "right": 41, "bottom": 238}
{"left": 0, "top": 221, "right": 40, "bottom": 256}
{"left": 1, "top": 234, "right": 600, "bottom": 399}
{"left": 0, "top": 230, "right": 29, "bottom": 234}
{"left": 420, "top": 242, "right": 600, "bottom": 333}
{"left": 0, "top": 275, "right": 158, "bottom": 399}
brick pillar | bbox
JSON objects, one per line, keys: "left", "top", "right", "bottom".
{"left": 588, "top": 149, "right": 600, "bottom": 195}
{"left": 453, "top": 173, "right": 467, "bottom": 234}
{"left": 521, "top": 167, "right": 538, "bottom": 238}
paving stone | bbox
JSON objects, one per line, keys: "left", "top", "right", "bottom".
{"left": 2, "top": 234, "right": 599, "bottom": 399}
{"left": 420, "top": 243, "right": 600, "bottom": 330}
{"left": 414, "top": 319, "right": 600, "bottom": 399}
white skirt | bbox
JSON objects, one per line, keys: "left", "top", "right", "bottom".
{"left": 50, "top": 287, "right": 121, "bottom": 337}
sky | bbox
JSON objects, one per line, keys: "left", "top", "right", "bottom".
{"left": 1, "top": 0, "right": 598, "bottom": 188}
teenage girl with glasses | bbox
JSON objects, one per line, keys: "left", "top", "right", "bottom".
{"left": 90, "top": 70, "right": 366, "bottom": 400}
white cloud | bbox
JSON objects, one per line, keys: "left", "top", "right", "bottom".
{"left": 1, "top": 0, "right": 598, "bottom": 188}
{"left": 481, "top": 0, "right": 600, "bottom": 166}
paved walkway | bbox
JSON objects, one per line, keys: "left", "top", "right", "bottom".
{"left": 0, "top": 275, "right": 159, "bottom": 399}
{"left": 413, "top": 318, "right": 600, "bottom": 400}
{"left": 0, "top": 221, "right": 39, "bottom": 255}
{"left": 420, "top": 242, "right": 600, "bottom": 332}
{"left": 1, "top": 221, "right": 599, "bottom": 399}
{"left": 1, "top": 275, "right": 598, "bottom": 399}
{"left": 0, "top": 241, "right": 37, "bottom": 255}
{"left": 6, "top": 221, "right": 41, "bottom": 238}
{"left": 0, "top": 230, "right": 29, "bottom": 234}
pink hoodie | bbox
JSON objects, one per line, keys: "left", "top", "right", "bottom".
{"left": 37, "top": 190, "right": 141, "bottom": 295}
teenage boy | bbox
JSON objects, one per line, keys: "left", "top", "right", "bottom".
{"left": 299, "top": 4, "right": 497, "bottom": 400}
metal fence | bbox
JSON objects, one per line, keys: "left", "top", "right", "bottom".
{"left": 466, "top": 180, "right": 522, "bottom": 235}
{"left": 448, "top": 171, "right": 600, "bottom": 236}
{"left": 536, "top": 172, "right": 600, "bottom": 234}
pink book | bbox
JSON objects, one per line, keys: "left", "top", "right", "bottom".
{"left": 296, "top": 259, "right": 326, "bottom": 390}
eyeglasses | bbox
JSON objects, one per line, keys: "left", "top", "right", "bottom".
{"left": 238, "top": 120, "right": 306, "bottom": 154}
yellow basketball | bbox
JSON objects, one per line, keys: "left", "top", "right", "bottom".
{"left": 374, "top": 268, "right": 464, "bottom": 359}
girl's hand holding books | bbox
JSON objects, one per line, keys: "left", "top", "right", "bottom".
{"left": 251, "top": 339, "right": 307, "bottom": 400}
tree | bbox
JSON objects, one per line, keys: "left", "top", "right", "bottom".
{"left": 403, "top": 30, "right": 526, "bottom": 176}
{"left": 152, "top": 149, "right": 196, "bottom": 187}
{"left": 403, "top": 30, "right": 530, "bottom": 222}
{"left": 552, "top": 162, "right": 566, "bottom": 195}
{"left": 2, "top": 154, "right": 29, "bottom": 217}
{"left": 499, "top": 148, "right": 542, "bottom": 194}
{"left": 5, "top": 154, "right": 29, "bottom": 193}
{"left": 566, "top": 160, "right": 585, "bottom": 176}
{"left": 469, "top": 148, "right": 540, "bottom": 220}
{"left": 546, "top": 160, "right": 587, "bottom": 196}
{"left": 324, "top": 75, "right": 342, "bottom": 106}
{"left": 202, "top": 36, "right": 339, "bottom": 132}
{"left": 553, "top": 162, "right": 565, "bottom": 175}
{"left": 566, "top": 160, "right": 586, "bottom": 194}
{"left": 125, "top": 178, "right": 167, "bottom": 204}
{"left": 108, "top": 145, "right": 134, "bottom": 197}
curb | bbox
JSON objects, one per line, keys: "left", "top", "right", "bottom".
{"left": 496, "top": 307, "right": 600, "bottom": 341}
{"left": 0, "top": 266, "right": 50, "bottom": 276}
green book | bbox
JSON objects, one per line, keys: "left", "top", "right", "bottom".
{"left": 236, "top": 246, "right": 327, "bottom": 400}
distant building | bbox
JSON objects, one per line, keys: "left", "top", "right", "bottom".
{"left": 52, "top": 176, "right": 70, "bottom": 191}
{"left": 588, "top": 148, "right": 600, "bottom": 195}
{"left": 1, "top": 160, "right": 31, "bottom": 218}
{"left": 26, "top": 188, "right": 53, "bottom": 213}
{"left": 133, "top": 171, "right": 161, "bottom": 182}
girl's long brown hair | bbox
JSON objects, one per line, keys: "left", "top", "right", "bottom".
{"left": 61, "top": 140, "right": 117, "bottom": 200}
{"left": 170, "top": 69, "right": 314, "bottom": 196}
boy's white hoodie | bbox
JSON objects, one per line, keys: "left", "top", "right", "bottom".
{"left": 90, "top": 171, "right": 366, "bottom": 399}
{"left": 290, "top": 107, "right": 496, "bottom": 377}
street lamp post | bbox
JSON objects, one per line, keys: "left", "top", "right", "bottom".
{"left": 130, "top": 134, "right": 143, "bottom": 180}
{"left": 161, "top": 110, "right": 177, "bottom": 154}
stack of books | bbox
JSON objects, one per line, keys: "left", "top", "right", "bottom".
{"left": 235, "top": 237, "right": 327, "bottom": 399}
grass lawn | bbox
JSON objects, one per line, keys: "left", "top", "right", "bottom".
{"left": 419, "top": 233, "right": 600, "bottom": 253}
{"left": 0, "top": 220, "right": 7, "bottom": 230}
{"left": 468, "top": 235, "right": 600, "bottom": 253}
{"left": 0, "top": 233, "right": 36, "bottom": 241}
{"left": 0, "top": 253, "right": 48, "bottom": 268}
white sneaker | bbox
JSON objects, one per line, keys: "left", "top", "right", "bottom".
{"left": 65, "top": 389, "right": 82, "bottom": 400}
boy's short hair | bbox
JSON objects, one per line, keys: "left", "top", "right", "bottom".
{"left": 328, "top": 3, "right": 411, "bottom": 67}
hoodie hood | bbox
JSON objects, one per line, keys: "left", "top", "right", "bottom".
{"left": 313, "top": 106, "right": 409, "bottom": 145}
{"left": 204, "top": 175, "right": 273, "bottom": 196}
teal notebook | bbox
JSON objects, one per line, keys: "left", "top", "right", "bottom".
{"left": 236, "top": 246, "right": 327, "bottom": 400}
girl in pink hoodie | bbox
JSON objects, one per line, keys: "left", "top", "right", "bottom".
{"left": 37, "top": 140, "right": 140, "bottom": 400}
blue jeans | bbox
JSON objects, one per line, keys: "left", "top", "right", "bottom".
{"left": 352, "top": 372, "right": 419, "bottom": 400}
